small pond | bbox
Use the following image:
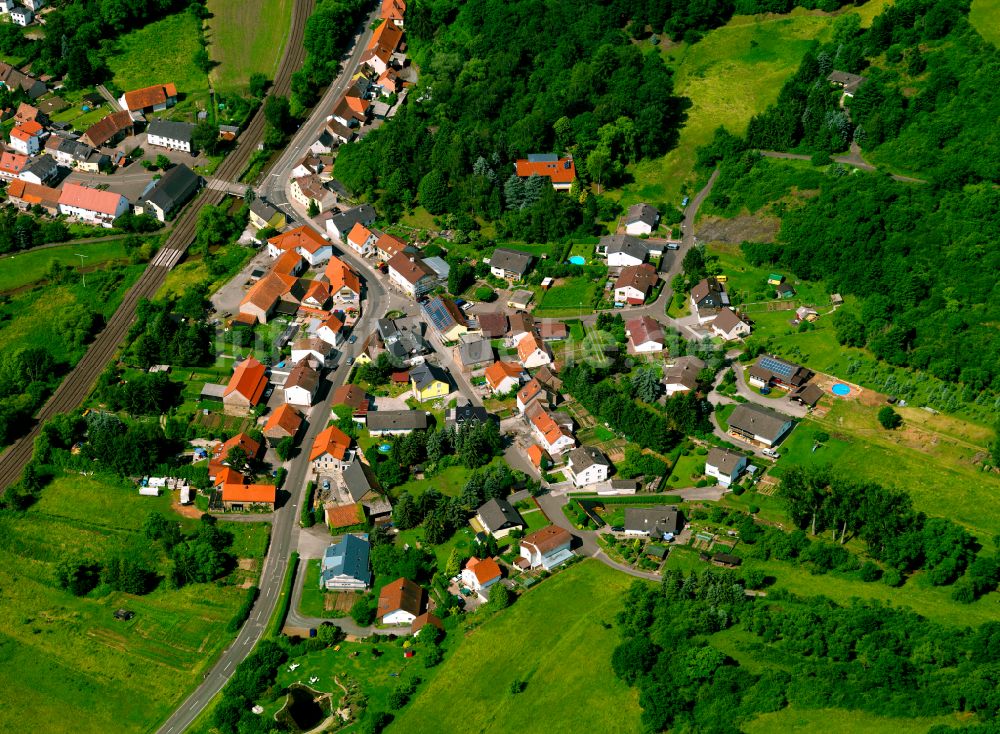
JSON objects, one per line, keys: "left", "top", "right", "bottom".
{"left": 277, "top": 684, "right": 326, "bottom": 732}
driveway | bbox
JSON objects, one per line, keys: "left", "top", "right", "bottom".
{"left": 211, "top": 249, "right": 272, "bottom": 315}
{"left": 730, "top": 363, "right": 808, "bottom": 419}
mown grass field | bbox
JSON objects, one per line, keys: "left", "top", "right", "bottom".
{"left": 615, "top": 0, "right": 890, "bottom": 211}
{"left": 0, "top": 474, "right": 268, "bottom": 734}
{"left": 970, "top": 0, "right": 1000, "bottom": 46}
{"left": 106, "top": 11, "right": 209, "bottom": 116}
{"left": 744, "top": 706, "right": 967, "bottom": 733}
{"left": 534, "top": 275, "right": 601, "bottom": 316}
{"left": 388, "top": 560, "right": 643, "bottom": 734}
{"left": 205, "top": 0, "right": 293, "bottom": 91}
{"left": 0, "top": 240, "right": 131, "bottom": 293}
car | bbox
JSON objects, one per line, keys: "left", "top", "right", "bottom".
{"left": 347, "top": 357, "right": 355, "bottom": 366}
{"left": 666, "top": 243, "right": 680, "bottom": 250}
{"left": 762, "top": 448, "right": 780, "bottom": 459}
{"left": 322, "top": 480, "right": 331, "bottom": 490}
{"left": 682, "top": 197, "right": 689, "bottom": 206}
{"left": 348, "top": 334, "right": 357, "bottom": 344}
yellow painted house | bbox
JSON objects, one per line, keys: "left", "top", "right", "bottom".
{"left": 410, "top": 363, "right": 450, "bottom": 402}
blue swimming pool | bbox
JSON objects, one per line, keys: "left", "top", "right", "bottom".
{"left": 831, "top": 383, "right": 851, "bottom": 396}
{"left": 379, "top": 443, "right": 392, "bottom": 453}
{"left": 568, "top": 255, "right": 586, "bottom": 265}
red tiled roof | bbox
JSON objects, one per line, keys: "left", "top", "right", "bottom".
{"left": 324, "top": 255, "right": 361, "bottom": 294}
{"left": 485, "top": 361, "right": 522, "bottom": 390}
{"left": 263, "top": 404, "right": 302, "bottom": 437}
{"left": 368, "top": 21, "right": 403, "bottom": 55}
{"left": 58, "top": 182, "right": 127, "bottom": 216}
{"left": 122, "top": 83, "right": 177, "bottom": 111}
{"left": 311, "top": 424, "right": 352, "bottom": 461}
{"left": 82, "top": 110, "right": 133, "bottom": 147}
{"left": 241, "top": 271, "right": 298, "bottom": 311}
{"left": 221, "top": 483, "right": 276, "bottom": 504}
{"left": 223, "top": 357, "right": 268, "bottom": 404}
{"left": 376, "top": 232, "right": 407, "bottom": 259}
{"left": 626, "top": 316, "right": 664, "bottom": 347}
{"left": 325, "top": 503, "right": 364, "bottom": 528}
{"left": 465, "top": 556, "right": 501, "bottom": 584}
{"left": 387, "top": 252, "right": 432, "bottom": 285}
{"left": 380, "top": 0, "right": 405, "bottom": 22}
{"left": 0, "top": 151, "right": 27, "bottom": 175}
{"left": 7, "top": 179, "right": 59, "bottom": 206}
{"left": 517, "top": 334, "right": 548, "bottom": 363}
{"left": 268, "top": 225, "right": 328, "bottom": 255}
{"left": 515, "top": 157, "right": 576, "bottom": 184}
{"left": 303, "top": 279, "right": 331, "bottom": 305}
{"left": 333, "top": 384, "right": 368, "bottom": 410}
{"left": 522, "top": 525, "right": 572, "bottom": 555}
{"left": 11, "top": 120, "right": 42, "bottom": 141}
{"left": 526, "top": 443, "right": 548, "bottom": 468}
{"left": 273, "top": 250, "right": 305, "bottom": 276}
{"left": 377, "top": 577, "right": 424, "bottom": 620}
{"left": 347, "top": 221, "right": 372, "bottom": 249}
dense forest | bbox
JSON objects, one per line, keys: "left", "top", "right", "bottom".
{"left": 335, "top": 0, "right": 685, "bottom": 236}
{"left": 746, "top": 0, "right": 999, "bottom": 185}
{"left": 614, "top": 573, "right": 1000, "bottom": 732}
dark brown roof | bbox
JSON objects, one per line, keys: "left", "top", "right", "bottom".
{"left": 377, "top": 577, "right": 424, "bottom": 620}
{"left": 521, "top": 525, "right": 572, "bottom": 555}
{"left": 477, "top": 311, "right": 508, "bottom": 338}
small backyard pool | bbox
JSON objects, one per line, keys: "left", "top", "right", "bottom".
{"left": 378, "top": 443, "right": 392, "bottom": 453}
{"left": 831, "top": 383, "right": 851, "bottom": 397}
{"left": 568, "top": 255, "right": 586, "bottom": 265}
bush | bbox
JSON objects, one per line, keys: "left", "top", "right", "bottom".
{"left": 859, "top": 561, "right": 882, "bottom": 582}
{"left": 732, "top": 484, "right": 746, "bottom": 496}
{"left": 748, "top": 505, "right": 760, "bottom": 514}
{"left": 882, "top": 567, "right": 903, "bottom": 587}
{"left": 878, "top": 406, "right": 902, "bottom": 430}
{"left": 226, "top": 586, "right": 259, "bottom": 633}
{"left": 474, "top": 286, "right": 496, "bottom": 302}
{"left": 813, "top": 431, "right": 830, "bottom": 443}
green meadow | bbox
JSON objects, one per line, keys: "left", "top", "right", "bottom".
{"left": 205, "top": 0, "right": 293, "bottom": 91}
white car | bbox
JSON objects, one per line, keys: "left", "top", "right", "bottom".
{"left": 761, "top": 448, "right": 780, "bottom": 459}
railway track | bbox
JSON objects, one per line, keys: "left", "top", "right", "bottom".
{"left": 0, "top": 0, "right": 316, "bottom": 491}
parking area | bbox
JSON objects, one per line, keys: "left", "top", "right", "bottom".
{"left": 446, "top": 577, "right": 487, "bottom": 611}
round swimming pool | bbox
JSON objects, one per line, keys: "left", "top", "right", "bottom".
{"left": 378, "top": 443, "right": 392, "bottom": 453}
{"left": 568, "top": 255, "right": 586, "bottom": 265}
{"left": 831, "top": 383, "right": 851, "bottom": 396}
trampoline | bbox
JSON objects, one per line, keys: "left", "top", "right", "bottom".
{"left": 831, "top": 383, "right": 851, "bottom": 396}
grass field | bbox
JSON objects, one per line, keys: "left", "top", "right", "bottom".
{"left": 745, "top": 706, "right": 968, "bottom": 733}
{"left": 388, "top": 560, "right": 643, "bottom": 734}
{"left": 615, "top": 0, "right": 890, "bottom": 210}
{"left": 970, "top": 0, "right": 1000, "bottom": 46}
{"left": 205, "top": 0, "right": 293, "bottom": 91}
{"left": 106, "top": 12, "right": 209, "bottom": 117}
{"left": 0, "top": 474, "right": 268, "bottom": 734}
{"left": 535, "top": 276, "right": 601, "bottom": 315}
{"left": 0, "top": 240, "right": 131, "bottom": 293}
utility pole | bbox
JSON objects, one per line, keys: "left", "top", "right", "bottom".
{"left": 75, "top": 253, "right": 88, "bottom": 287}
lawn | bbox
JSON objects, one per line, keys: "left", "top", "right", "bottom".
{"left": 390, "top": 458, "right": 505, "bottom": 499}
{"left": 745, "top": 706, "right": 968, "bottom": 733}
{"left": 614, "top": 1, "right": 889, "bottom": 210}
{"left": 666, "top": 450, "right": 707, "bottom": 487}
{"left": 714, "top": 402, "right": 737, "bottom": 431}
{"left": 106, "top": 11, "right": 209, "bottom": 117}
{"left": 205, "top": 0, "right": 293, "bottom": 91}
{"left": 157, "top": 241, "right": 254, "bottom": 299}
{"left": 388, "top": 560, "right": 644, "bottom": 734}
{"left": 970, "top": 0, "right": 1000, "bottom": 46}
{"left": 0, "top": 474, "right": 266, "bottom": 734}
{"left": 535, "top": 276, "right": 601, "bottom": 316}
{"left": 0, "top": 240, "right": 132, "bottom": 293}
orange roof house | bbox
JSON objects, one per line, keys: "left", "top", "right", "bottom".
{"left": 263, "top": 404, "right": 303, "bottom": 441}
{"left": 381, "top": 0, "right": 405, "bottom": 25}
{"left": 526, "top": 444, "right": 550, "bottom": 469}
{"left": 121, "top": 83, "right": 177, "bottom": 112}
{"left": 221, "top": 483, "right": 276, "bottom": 507}
{"left": 377, "top": 577, "right": 424, "bottom": 623}
{"left": 332, "top": 384, "right": 369, "bottom": 414}
{"left": 222, "top": 357, "right": 268, "bottom": 413}
{"left": 268, "top": 225, "right": 329, "bottom": 259}
{"left": 462, "top": 556, "right": 502, "bottom": 591}
{"left": 0, "top": 151, "right": 28, "bottom": 178}
{"left": 273, "top": 249, "right": 306, "bottom": 276}
{"left": 324, "top": 256, "right": 362, "bottom": 297}
{"left": 302, "top": 279, "right": 331, "bottom": 308}
{"left": 6, "top": 179, "right": 60, "bottom": 212}
{"left": 325, "top": 503, "right": 365, "bottom": 529}
{"left": 368, "top": 20, "right": 403, "bottom": 55}
{"left": 515, "top": 156, "right": 576, "bottom": 189}
{"left": 81, "top": 110, "right": 134, "bottom": 148}
{"left": 209, "top": 432, "right": 262, "bottom": 478}
{"left": 311, "top": 425, "right": 352, "bottom": 465}
{"left": 485, "top": 360, "right": 523, "bottom": 392}
{"left": 58, "top": 182, "right": 129, "bottom": 217}
{"left": 411, "top": 612, "right": 445, "bottom": 637}
{"left": 239, "top": 271, "right": 298, "bottom": 324}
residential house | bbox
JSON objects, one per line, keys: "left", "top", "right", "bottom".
{"left": 291, "top": 173, "right": 337, "bottom": 213}
{"left": 324, "top": 256, "right": 362, "bottom": 306}
{"left": 456, "top": 336, "right": 493, "bottom": 373}
{"left": 291, "top": 337, "right": 333, "bottom": 367}
{"left": 795, "top": 306, "right": 818, "bottom": 323}
{"left": 624, "top": 202, "right": 660, "bottom": 236}
{"left": 222, "top": 356, "right": 269, "bottom": 415}
{"left": 220, "top": 483, "right": 276, "bottom": 511}
{"left": 239, "top": 271, "right": 297, "bottom": 324}
{"left": 625, "top": 506, "right": 684, "bottom": 539}
{"left": 10, "top": 7, "right": 33, "bottom": 26}
{"left": 81, "top": 110, "right": 134, "bottom": 148}
{"left": 485, "top": 360, "right": 523, "bottom": 395}
{"left": 377, "top": 578, "right": 424, "bottom": 625}
{"left": 0, "top": 151, "right": 27, "bottom": 180}
{"left": 377, "top": 316, "right": 430, "bottom": 364}
{"left": 526, "top": 443, "right": 551, "bottom": 472}
{"left": 411, "top": 613, "right": 443, "bottom": 637}
{"left": 381, "top": 0, "right": 405, "bottom": 26}
{"left": 476, "top": 311, "right": 508, "bottom": 339}
{"left": 539, "top": 321, "right": 568, "bottom": 342}
{"left": 789, "top": 383, "right": 824, "bottom": 408}
{"left": 728, "top": 403, "right": 794, "bottom": 447}
{"left": 518, "top": 526, "right": 573, "bottom": 570}
{"left": 45, "top": 136, "right": 108, "bottom": 172}
{"left": 387, "top": 253, "right": 435, "bottom": 298}
{"left": 507, "top": 289, "right": 534, "bottom": 310}
{"left": 268, "top": 225, "right": 332, "bottom": 267}
{"left": 9, "top": 120, "right": 42, "bottom": 155}
{"left": 301, "top": 279, "right": 331, "bottom": 310}
{"left": 710, "top": 308, "right": 752, "bottom": 341}
{"left": 13, "top": 102, "right": 45, "bottom": 126}
{"left": 263, "top": 403, "right": 303, "bottom": 443}
{"left": 209, "top": 432, "right": 261, "bottom": 481}
{"left": 249, "top": 198, "right": 286, "bottom": 231}
{"left": 291, "top": 153, "right": 322, "bottom": 179}
{"left": 119, "top": 83, "right": 178, "bottom": 120}
{"left": 320, "top": 534, "right": 371, "bottom": 590}
{"left": 362, "top": 21, "right": 403, "bottom": 76}
{"left": 488, "top": 247, "right": 533, "bottom": 281}
{"left": 332, "top": 384, "right": 370, "bottom": 417}
{"left": 514, "top": 154, "right": 576, "bottom": 190}
{"left": 342, "top": 454, "right": 392, "bottom": 522}
{"left": 326, "top": 205, "right": 377, "bottom": 242}
{"left": 525, "top": 402, "right": 575, "bottom": 455}
{"left": 58, "top": 182, "right": 129, "bottom": 227}
{"left": 776, "top": 281, "right": 796, "bottom": 298}
{"left": 747, "top": 354, "right": 813, "bottom": 390}
{"left": 517, "top": 333, "right": 552, "bottom": 369}
{"left": 475, "top": 498, "right": 524, "bottom": 539}
{"left": 374, "top": 231, "right": 408, "bottom": 262}
{"left": 283, "top": 359, "right": 320, "bottom": 407}
{"left": 828, "top": 70, "right": 867, "bottom": 98}
{"left": 516, "top": 378, "right": 548, "bottom": 413}
{"left": 134, "top": 163, "right": 201, "bottom": 221}
{"left": 602, "top": 234, "right": 649, "bottom": 267}
{"left": 146, "top": 120, "right": 195, "bottom": 153}
{"left": 0, "top": 61, "right": 46, "bottom": 98}
{"left": 345, "top": 221, "right": 377, "bottom": 256}
{"left": 366, "top": 410, "right": 428, "bottom": 436}
{"left": 423, "top": 296, "right": 469, "bottom": 341}
{"left": 310, "top": 424, "right": 352, "bottom": 473}
{"left": 663, "top": 356, "right": 706, "bottom": 396}
{"left": 705, "top": 447, "right": 748, "bottom": 487}
{"left": 316, "top": 313, "right": 344, "bottom": 347}
{"left": 534, "top": 365, "right": 563, "bottom": 394}
{"left": 614, "top": 263, "right": 659, "bottom": 304}
{"left": 325, "top": 503, "right": 365, "bottom": 531}
{"left": 565, "top": 446, "right": 611, "bottom": 488}
{"left": 507, "top": 312, "right": 535, "bottom": 343}
{"left": 690, "top": 277, "right": 729, "bottom": 323}
{"left": 5, "top": 179, "right": 59, "bottom": 214}
{"left": 626, "top": 316, "right": 665, "bottom": 353}
{"left": 18, "top": 155, "right": 59, "bottom": 186}
{"left": 446, "top": 401, "right": 495, "bottom": 430}
{"left": 330, "top": 93, "right": 369, "bottom": 129}
{"left": 409, "top": 362, "right": 450, "bottom": 402}
{"left": 461, "top": 556, "right": 502, "bottom": 596}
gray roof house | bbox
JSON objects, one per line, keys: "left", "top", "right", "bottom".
{"left": 476, "top": 498, "right": 525, "bottom": 538}
{"left": 19, "top": 155, "right": 59, "bottom": 185}
{"left": 624, "top": 203, "right": 660, "bottom": 234}
{"left": 727, "top": 403, "right": 794, "bottom": 447}
{"left": 327, "top": 205, "right": 377, "bottom": 240}
{"left": 456, "top": 336, "right": 494, "bottom": 370}
{"left": 136, "top": 163, "right": 201, "bottom": 221}
{"left": 602, "top": 234, "right": 650, "bottom": 265}
{"left": 366, "top": 410, "right": 429, "bottom": 436}
{"left": 409, "top": 362, "right": 450, "bottom": 393}
{"left": 663, "top": 355, "right": 706, "bottom": 395}
{"left": 705, "top": 447, "right": 748, "bottom": 487}
{"left": 488, "top": 247, "right": 533, "bottom": 280}
{"left": 147, "top": 120, "right": 196, "bottom": 148}
{"left": 320, "top": 534, "right": 372, "bottom": 590}
{"left": 624, "top": 506, "right": 684, "bottom": 539}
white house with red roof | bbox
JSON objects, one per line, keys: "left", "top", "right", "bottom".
{"left": 515, "top": 154, "right": 576, "bottom": 191}
{"left": 267, "top": 225, "right": 332, "bottom": 267}
{"left": 484, "top": 361, "right": 523, "bottom": 395}
{"left": 525, "top": 402, "right": 575, "bottom": 456}
{"left": 9, "top": 120, "right": 42, "bottom": 155}
{"left": 316, "top": 313, "right": 344, "bottom": 347}
{"left": 626, "top": 316, "right": 665, "bottom": 354}
{"left": 345, "top": 221, "right": 377, "bottom": 256}
{"left": 118, "top": 83, "right": 177, "bottom": 121}
{"left": 461, "top": 556, "right": 502, "bottom": 597}
{"left": 58, "top": 182, "right": 129, "bottom": 228}
{"left": 517, "top": 333, "right": 552, "bottom": 369}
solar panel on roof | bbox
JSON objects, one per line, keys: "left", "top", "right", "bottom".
{"left": 759, "top": 356, "right": 794, "bottom": 377}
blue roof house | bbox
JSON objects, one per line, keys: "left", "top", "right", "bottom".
{"left": 320, "top": 534, "right": 372, "bottom": 590}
